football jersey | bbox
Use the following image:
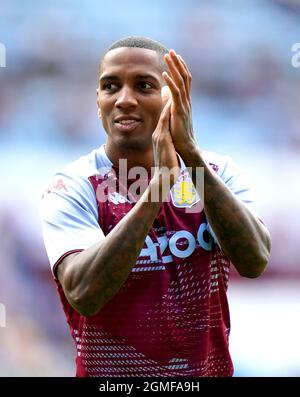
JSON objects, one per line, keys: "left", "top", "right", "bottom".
{"left": 40, "top": 144, "right": 258, "bottom": 377}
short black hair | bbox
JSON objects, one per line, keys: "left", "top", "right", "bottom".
{"left": 107, "top": 36, "right": 169, "bottom": 57}
{"left": 100, "top": 35, "right": 169, "bottom": 74}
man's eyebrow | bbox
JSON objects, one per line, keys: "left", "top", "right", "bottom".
{"left": 135, "top": 74, "right": 160, "bottom": 82}
{"left": 99, "top": 74, "right": 160, "bottom": 83}
{"left": 99, "top": 75, "right": 118, "bottom": 82}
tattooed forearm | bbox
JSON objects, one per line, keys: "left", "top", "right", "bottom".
{"left": 182, "top": 148, "right": 271, "bottom": 278}
{"left": 58, "top": 178, "right": 165, "bottom": 316}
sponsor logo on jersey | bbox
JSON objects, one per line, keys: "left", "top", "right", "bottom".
{"left": 138, "top": 222, "right": 214, "bottom": 268}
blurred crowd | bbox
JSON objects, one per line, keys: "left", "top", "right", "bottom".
{"left": 0, "top": 0, "right": 299, "bottom": 376}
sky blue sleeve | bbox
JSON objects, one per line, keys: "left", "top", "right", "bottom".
{"left": 207, "top": 156, "right": 260, "bottom": 245}
{"left": 39, "top": 171, "right": 104, "bottom": 275}
{"left": 220, "top": 156, "right": 259, "bottom": 216}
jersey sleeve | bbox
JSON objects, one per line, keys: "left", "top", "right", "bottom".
{"left": 39, "top": 171, "right": 104, "bottom": 277}
{"left": 219, "top": 156, "right": 259, "bottom": 216}
{"left": 207, "top": 156, "right": 260, "bottom": 244}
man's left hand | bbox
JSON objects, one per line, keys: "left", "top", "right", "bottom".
{"left": 163, "top": 50, "right": 198, "bottom": 158}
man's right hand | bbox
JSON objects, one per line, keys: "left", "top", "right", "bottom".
{"left": 152, "top": 99, "right": 181, "bottom": 200}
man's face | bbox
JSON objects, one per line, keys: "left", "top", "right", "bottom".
{"left": 97, "top": 47, "right": 165, "bottom": 151}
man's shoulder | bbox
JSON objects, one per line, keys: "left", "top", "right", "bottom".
{"left": 202, "top": 149, "right": 232, "bottom": 176}
{"left": 42, "top": 145, "right": 112, "bottom": 198}
{"left": 62, "top": 145, "right": 112, "bottom": 181}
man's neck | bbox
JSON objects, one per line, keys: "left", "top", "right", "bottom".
{"left": 104, "top": 143, "right": 154, "bottom": 172}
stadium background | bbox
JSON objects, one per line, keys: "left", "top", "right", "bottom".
{"left": 0, "top": 0, "right": 299, "bottom": 376}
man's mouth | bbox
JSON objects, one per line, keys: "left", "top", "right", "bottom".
{"left": 114, "top": 118, "right": 142, "bottom": 132}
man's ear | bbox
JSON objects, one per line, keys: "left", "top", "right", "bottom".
{"left": 96, "top": 88, "right": 102, "bottom": 119}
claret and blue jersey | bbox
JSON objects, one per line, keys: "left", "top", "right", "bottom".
{"left": 40, "top": 144, "right": 258, "bottom": 377}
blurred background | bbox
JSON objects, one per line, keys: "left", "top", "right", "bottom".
{"left": 0, "top": 0, "right": 300, "bottom": 376}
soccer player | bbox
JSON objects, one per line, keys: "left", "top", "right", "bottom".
{"left": 40, "top": 36, "right": 271, "bottom": 377}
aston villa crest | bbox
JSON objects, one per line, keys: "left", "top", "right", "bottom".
{"left": 170, "top": 177, "right": 200, "bottom": 208}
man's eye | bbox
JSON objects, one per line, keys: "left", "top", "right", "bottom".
{"left": 139, "top": 82, "right": 152, "bottom": 90}
{"left": 102, "top": 83, "right": 117, "bottom": 91}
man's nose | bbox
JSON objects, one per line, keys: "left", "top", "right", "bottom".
{"left": 115, "top": 86, "right": 138, "bottom": 109}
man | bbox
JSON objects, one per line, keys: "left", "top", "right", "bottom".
{"left": 40, "top": 36, "right": 271, "bottom": 377}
